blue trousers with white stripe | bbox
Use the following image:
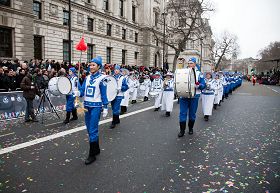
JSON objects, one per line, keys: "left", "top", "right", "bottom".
{"left": 179, "top": 95, "right": 200, "bottom": 122}
{"left": 85, "top": 107, "right": 102, "bottom": 142}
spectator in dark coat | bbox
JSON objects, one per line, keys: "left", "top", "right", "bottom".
{"left": 20, "top": 71, "right": 40, "bottom": 122}
{"left": 3, "top": 69, "right": 17, "bottom": 91}
{"left": 16, "top": 69, "right": 26, "bottom": 89}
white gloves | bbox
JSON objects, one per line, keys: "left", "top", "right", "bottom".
{"left": 35, "top": 95, "right": 40, "bottom": 100}
{"left": 73, "top": 90, "right": 80, "bottom": 97}
{"left": 195, "top": 84, "right": 200, "bottom": 89}
{"left": 31, "top": 86, "right": 35, "bottom": 89}
{"left": 102, "top": 108, "right": 108, "bottom": 118}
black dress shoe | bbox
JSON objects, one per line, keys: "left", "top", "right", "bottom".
{"left": 85, "top": 155, "right": 96, "bottom": 165}
{"left": 178, "top": 131, "right": 185, "bottom": 138}
{"left": 165, "top": 112, "right": 170, "bottom": 117}
{"left": 31, "top": 118, "right": 39, "bottom": 122}
{"left": 110, "top": 124, "right": 116, "bottom": 129}
{"left": 204, "top": 115, "right": 209, "bottom": 121}
{"left": 154, "top": 108, "right": 159, "bottom": 111}
{"left": 188, "top": 129, "right": 193, "bottom": 135}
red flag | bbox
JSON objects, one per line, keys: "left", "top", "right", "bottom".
{"left": 75, "top": 36, "right": 87, "bottom": 51}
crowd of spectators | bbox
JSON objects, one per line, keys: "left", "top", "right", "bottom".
{"left": 0, "top": 59, "right": 167, "bottom": 92}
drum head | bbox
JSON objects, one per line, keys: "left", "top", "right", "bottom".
{"left": 58, "top": 77, "right": 72, "bottom": 95}
{"left": 149, "top": 91, "right": 159, "bottom": 98}
{"left": 189, "top": 68, "right": 196, "bottom": 97}
{"left": 175, "top": 68, "right": 196, "bottom": 98}
{"left": 104, "top": 76, "right": 118, "bottom": 102}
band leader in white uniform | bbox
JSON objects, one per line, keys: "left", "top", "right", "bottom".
{"left": 161, "top": 72, "right": 174, "bottom": 117}
{"left": 201, "top": 72, "right": 215, "bottom": 121}
{"left": 213, "top": 74, "right": 222, "bottom": 109}
{"left": 130, "top": 72, "right": 139, "bottom": 104}
{"left": 143, "top": 75, "right": 151, "bottom": 101}
{"left": 151, "top": 72, "right": 163, "bottom": 111}
{"left": 120, "top": 68, "right": 131, "bottom": 114}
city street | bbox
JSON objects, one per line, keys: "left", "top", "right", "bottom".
{"left": 0, "top": 82, "right": 280, "bottom": 193}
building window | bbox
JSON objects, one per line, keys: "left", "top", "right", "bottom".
{"left": 132, "top": 6, "right": 136, "bottom": 22}
{"left": 119, "top": 0, "right": 124, "bottom": 17}
{"left": 122, "top": 49, "right": 126, "bottom": 65}
{"left": 134, "top": 52, "right": 138, "bottom": 60}
{"left": 179, "top": 18, "right": 186, "bottom": 27}
{"left": 135, "top": 33, "right": 138, "bottom": 43}
{"left": 122, "top": 28, "right": 126, "bottom": 40}
{"left": 154, "top": 12, "right": 159, "bottom": 27}
{"left": 34, "top": 35, "right": 43, "bottom": 60}
{"left": 87, "top": 44, "right": 94, "bottom": 62}
{"left": 88, "top": 18, "right": 94, "bottom": 32}
{"left": 107, "top": 24, "right": 112, "bottom": 36}
{"left": 63, "top": 40, "right": 71, "bottom": 62}
{"left": 87, "top": 0, "right": 91, "bottom": 3}
{"left": 63, "top": 10, "right": 69, "bottom": 26}
{"left": 33, "top": 1, "right": 41, "bottom": 19}
{"left": 0, "top": 27, "right": 13, "bottom": 58}
{"left": 104, "top": 0, "right": 109, "bottom": 11}
{"left": 156, "top": 39, "right": 159, "bottom": 46}
{"left": 106, "top": 47, "right": 112, "bottom": 64}
{"left": 0, "top": 0, "right": 10, "bottom": 6}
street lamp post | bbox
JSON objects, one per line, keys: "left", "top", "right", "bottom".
{"left": 162, "top": 12, "right": 167, "bottom": 72}
{"left": 68, "top": 0, "right": 71, "bottom": 63}
{"left": 200, "top": 38, "right": 203, "bottom": 71}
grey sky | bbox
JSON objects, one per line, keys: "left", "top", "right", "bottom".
{"left": 209, "top": 0, "right": 280, "bottom": 59}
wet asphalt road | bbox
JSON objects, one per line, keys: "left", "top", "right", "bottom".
{"left": 0, "top": 81, "right": 279, "bottom": 193}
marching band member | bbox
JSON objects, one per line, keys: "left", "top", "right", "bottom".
{"left": 178, "top": 58, "right": 206, "bottom": 137}
{"left": 63, "top": 67, "right": 78, "bottom": 124}
{"left": 201, "top": 72, "right": 215, "bottom": 121}
{"left": 219, "top": 71, "right": 226, "bottom": 102}
{"left": 74, "top": 56, "right": 109, "bottom": 165}
{"left": 110, "top": 65, "right": 129, "bottom": 129}
{"left": 161, "top": 72, "right": 174, "bottom": 117}
{"left": 218, "top": 72, "right": 224, "bottom": 105}
{"left": 151, "top": 72, "right": 163, "bottom": 111}
{"left": 213, "top": 74, "right": 222, "bottom": 109}
{"left": 130, "top": 72, "right": 139, "bottom": 104}
{"left": 120, "top": 68, "right": 131, "bottom": 114}
{"left": 224, "top": 72, "right": 230, "bottom": 99}
{"left": 143, "top": 75, "right": 151, "bottom": 101}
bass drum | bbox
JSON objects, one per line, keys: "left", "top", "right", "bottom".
{"left": 48, "top": 77, "right": 72, "bottom": 96}
{"left": 175, "top": 68, "right": 196, "bottom": 98}
{"left": 103, "top": 76, "right": 118, "bottom": 102}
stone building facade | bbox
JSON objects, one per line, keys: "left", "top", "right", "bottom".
{"left": 0, "top": 0, "right": 166, "bottom": 67}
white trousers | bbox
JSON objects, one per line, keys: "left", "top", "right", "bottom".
{"left": 154, "top": 91, "right": 163, "bottom": 108}
{"left": 202, "top": 94, "right": 215, "bottom": 115}
{"left": 161, "top": 91, "right": 174, "bottom": 112}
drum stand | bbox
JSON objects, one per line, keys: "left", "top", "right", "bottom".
{"left": 36, "top": 88, "right": 60, "bottom": 124}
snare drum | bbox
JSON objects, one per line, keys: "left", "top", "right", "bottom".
{"left": 103, "top": 76, "right": 118, "bottom": 102}
{"left": 149, "top": 91, "right": 159, "bottom": 98}
{"left": 175, "top": 68, "right": 196, "bottom": 98}
{"left": 48, "top": 77, "right": 72, "bottom": 96}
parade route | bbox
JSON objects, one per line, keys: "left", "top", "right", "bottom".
{"left": 0, "top": 82, "right": 280, "bottom": 193}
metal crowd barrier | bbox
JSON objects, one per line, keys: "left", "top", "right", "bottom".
{"left": 0, "top": 90, "right": 66, "bottom": 121}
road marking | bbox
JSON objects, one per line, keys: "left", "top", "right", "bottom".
{"left": 44, "top": 122, "right": 62, "bottom": 127}
{"left": 264, "top": 85, "right": 280, "bottom": 94}
{"left": 0, "top": 102, "right": 170, "bottom": 155}
{"left": 271, "top": 89, "right": 279, "bottom": 94}
{"left": 0, "top": 132, "right": 15, "bottom": 138}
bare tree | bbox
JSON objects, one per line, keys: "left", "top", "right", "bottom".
{"left": 152, "top": 0, "right": 213, "bottom": 71}
{"left": 256, "top": 41, "right": 280, "bottom": 73}
{"left": 213, "top": 31, "right": 239, "bottom": 70}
